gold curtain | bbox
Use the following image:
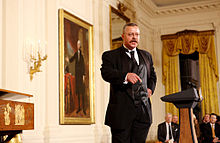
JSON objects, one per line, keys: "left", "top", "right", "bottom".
{"left": 162, "top": 30, "right": 219, "bottom": 116}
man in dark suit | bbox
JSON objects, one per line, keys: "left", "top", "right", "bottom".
{"left": 200, "top": 113, "right": 210, "bottom": 142}
{"left": 172, "top": 115, "right": 179, "bottom": 125}
{"left": 157, "top": 113, "right": 179, "bottom": 143}
{"left": 101, "top": 23, "right": 157, "bottom": 143}
{"left": 203, "top": 113, "right": 220, "bottom": 143}
{"left": 200, "top": 114, "right": 210, "bottom": 130}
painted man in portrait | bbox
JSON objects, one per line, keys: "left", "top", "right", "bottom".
{"left": 68, "top": 40, "right": 86, "bottom": 116}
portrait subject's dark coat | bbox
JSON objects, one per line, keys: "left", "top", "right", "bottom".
{"left": 70, "top": 49, "right": 85, "bottom": 95}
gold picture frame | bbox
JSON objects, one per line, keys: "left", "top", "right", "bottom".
{"left": 59, "top": 9, "right": 95, "bottom": 124}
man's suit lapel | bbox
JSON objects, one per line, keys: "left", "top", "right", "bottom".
{"left": 163, "top": 122, "right": 167, "bottom": 137}
{"left": 119, "top": 46, "right": 130, "bottom": 73}
{"left": 119, "top": 46, "right": 135, "bottom": 100}
{"left": 120, "top": 47, "right": 145, "bottom": 75}
{"left": 214, "top": 123, "right": 218, "bottom": 134}
{"left": 138, "top": 49, "right": 151, "bottom": 79}
{"left": 137, "top": 49, "right": 144, "bottom": 75}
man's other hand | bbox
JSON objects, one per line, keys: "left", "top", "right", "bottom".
{"left": 147, "top": 88, "right": 152, "bottom": 97}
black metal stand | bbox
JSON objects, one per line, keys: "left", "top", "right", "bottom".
{"left": 161, "top": 88, "right": 200, "bottom": 143}
{"left": 0, "top": 130, "right": 22, "bottom": 143}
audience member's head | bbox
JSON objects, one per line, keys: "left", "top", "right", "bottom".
{"left": 172, "top": 115, "right": 178, "bottom": 124}
{"left": 216, "top": 115, "right": 220, "bottom": 125}
{"left": 165, "top": 113, "right": 172, "bottom": 123}
{"left": 210, "top": 113, "right": 217, "bottom": 124}
{"left": 202, "top": 113, "right": 210, "bottom": 123}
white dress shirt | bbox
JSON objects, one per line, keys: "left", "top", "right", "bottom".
{"left": 124, "top": 45, "right": 139, "bottom": 65}
{"left": 123, "top": 45, "right": 139, "bottom": 84}
{"left": 210, "top": 123, "right": 215, "bottom": 129}
{"left": 166, "top": 122, "right": 174, "bottom": 141}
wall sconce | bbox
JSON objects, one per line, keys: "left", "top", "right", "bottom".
{"left": 24, "top": 40, "right": 47, "bottom": 81}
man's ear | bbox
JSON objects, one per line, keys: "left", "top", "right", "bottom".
{"left": 121, "top": 34, "right": 124, "bottom": 40}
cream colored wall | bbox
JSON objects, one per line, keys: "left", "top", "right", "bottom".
{"left": 1, "top": 0, "right": 220, "bottom": 142}
{"left": 1, "top": 0, "right": 48, "bottom": 142}
{"left": 0, "top": 0, "right": 2, "bottom": 88}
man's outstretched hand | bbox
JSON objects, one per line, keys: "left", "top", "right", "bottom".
{"left": 127, "top": 73, "right": 142, "bottom": 84}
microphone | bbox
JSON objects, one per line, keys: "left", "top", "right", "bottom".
{"left": 187, "top": 81, "right": 203, "bottom": 102}
{"left": 187, "top": 81, "right": 197, "bottom": 88}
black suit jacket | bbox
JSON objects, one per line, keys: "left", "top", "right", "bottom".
{"left": 200, "top": 122, "right": 208, "bottom": 142}
{"left": 100, "top": 46, "right": 157, "bottom": 129}
{"left": 203, "top": 123, "right": 220, "bottom": 143}
{"left": 157, "top": 122, "right": 179, "bottom": 143}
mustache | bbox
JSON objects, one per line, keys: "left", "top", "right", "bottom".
{"left": 130, "top": 40, "right": 138, "bottom": 43}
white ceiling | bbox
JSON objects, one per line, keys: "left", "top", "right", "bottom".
{"left": 151, "top": 0, "right": 209, "bottom": 7}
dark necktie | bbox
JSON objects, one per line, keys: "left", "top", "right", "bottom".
{"left": 130, "top": 51, "right": 138, "bottom": 73}
{"left": 168, "top": 124, "right": 172, "bottom": 139}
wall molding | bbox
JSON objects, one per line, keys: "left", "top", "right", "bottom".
{"left": 155, "top": 1, "right": 220, "bottom": 16}
{"left": 35, "top": 124, "right": 111, "bottom": 143}
{"left": 158, "top": 19, "right": 216, "bottom": 35}
{"left": 22, "top": 131, "right": 45, "bottom": 143}
{"left": 137, "top": 0, "right": 220, "bottom": 17}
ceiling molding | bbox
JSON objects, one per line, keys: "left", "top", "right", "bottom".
{"left": 137, "top": 0, "right": 220, "bottom": 17}
{"left": 136, "top": 0, "right": 157, "bottom": 16}
{"left": 155, "top": 0, "right": 220, "bottom": 16}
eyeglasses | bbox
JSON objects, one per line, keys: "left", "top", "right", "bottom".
{"left": 211, "top": 117, "right": 217, "bottom": 119}
{"left": 125, "top": 33, "right": 140, "bottom": 37}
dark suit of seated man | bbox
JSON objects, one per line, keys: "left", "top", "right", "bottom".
{"left": 203, "top": 114, "right": 220, "bottom": 143}
{"left": 157, "top": 113, "right": 179, "bottom": 143}
{"left": 200, "top": 113, "right": 210, "bottom": 143}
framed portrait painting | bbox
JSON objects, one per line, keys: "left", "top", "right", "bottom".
{"left": 59, "top": 9, "right": 95, "bottom": 124}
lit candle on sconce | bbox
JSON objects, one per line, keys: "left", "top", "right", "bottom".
{"left": 23, "top": 39, "right": 47, "bottom": 81}
{"left": 37, "top": 40, "right": 47, "bottom": 58}
{"left": 31, "top": 41, "right": 35, "bottom": 59}
{"left": 38, "top": 40, "right": 41, "bottom": 56}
